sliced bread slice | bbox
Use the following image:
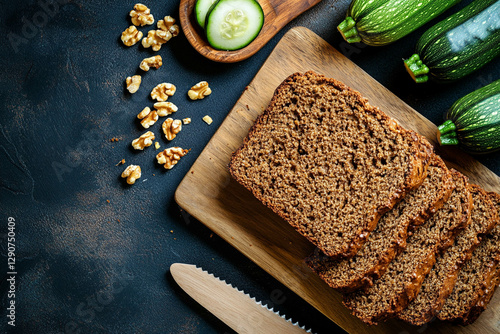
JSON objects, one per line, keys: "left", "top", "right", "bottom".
{"left": 437, "top": 191, "right": 500, "bottom": 325}
{"left": 343, "top": 171, "right": 471, "bottom": 325}
{"left": 306, "top": 154, "right": 454, "bottom": 292}
{"left": 398, "top": 185, "right": 498, "bottom": 325}
{"left": 229, "top": 71, "right": 432, "bottom": 258}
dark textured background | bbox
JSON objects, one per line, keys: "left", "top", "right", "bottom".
{"left": 0, "top": 0, "right": 499, "bottom": 333}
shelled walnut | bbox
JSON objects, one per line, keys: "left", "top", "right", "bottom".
{"left": 157, "top": 16, "right": 180, "bottom": 36}
{"left": 130, "top": 3, "right": 154, "bottom": 26}
{"left": 154, "top": 101, "right": 178, "bottom": 116}
{"left": 121, "top": 165, "right": 141, "bottom": 184}
{"left": 156, "top": 147, "right": 188, "bottom": 169}
{"left": 202, "top": 115, "right": 213, "bottom": 125}
{"left": 139, "top": 55, "right": 162, "bottom": 71}
{"left": 162, "top": 118, "right": 182, "bottom": 141}
{"left": 188, "top": 81, "right": 212, "bottom": 100}
{"left": 132, "top": 131, "right": 155, "bottom": 150}
{"left": 126, "top": 75, "right": 141, "bottom": 94}
{"left": 121, "top": 26, "right": 143, "bottom": 46}
{"left": 141, "top": 16, "right": 179, "bottom": 51}
{"left": 137, "top": 107, "right": 158, "bottom": 128}
{"left": 151, "top": 83, "right": 176, "bottom": 101}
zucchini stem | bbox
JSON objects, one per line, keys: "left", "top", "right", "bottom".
{"left": 337, "top": 17, "right": 361, "bottom": 43}
{"left": 437, "top": 120, "right": 459, "bottom": 146}
{"left": 438, "top": 120, "right": 456, "bottom": 135}
{"left": 404, "top": 54, "right": 429, "bottom": 83}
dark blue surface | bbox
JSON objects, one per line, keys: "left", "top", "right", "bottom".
{"left": 0, "top": 0, "right": 499, "bottom": 333}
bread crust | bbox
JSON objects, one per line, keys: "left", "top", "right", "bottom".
{"left": 229, "top": 71, "right": 432, "bottom": 259}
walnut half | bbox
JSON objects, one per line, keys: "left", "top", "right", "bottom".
{"left": 121, "top": 26, "right": 143, "bottom": 46}
{"left": 137, "top": 107, "right": 158, "bottom": 129}
{"left": 162, "top": 118, "right": 182, "bottom": 141}
{"left": 188, "top": 81, "right": 212, "bottom": 100}
{"left": 130, "top": 3, "right": 154, "bottom": 26}
{"left": 121, "top": 165, "right": 141, "bottom": 184}
{"left": 126, "top": 75, "right": 141, "bottom": 94}
{"left": 156, "top": 147, "right": 188, "bottom": 169}
{"left": 151, "top": 83, "right": 176, "bottom": 101}
{"left": 140, "top": 55, "right": 162, "bottom": 71}
{"left": 132, "top": 131, "right": 155, "bottom": 150}
{"left": 154, "top": 101, "right": 178, "bottom": 116}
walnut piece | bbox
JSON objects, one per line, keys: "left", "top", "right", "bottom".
{"left": 162, "top": 118, "right": 182, "bottom": 141}
{"left": 121, "top": 26, "right": 143, "bottom": 46}
{"left": 151, "top": 83, "right": 176, "bottom": 101}
{"left": 182, "top": 118, "right": 191, "bottom": 125}
{"left": 188, "top": 81, "right": 212, "bottom": 100}
{"left": 154, "top": 101, "right": 178, "bottom": 116}
{"left": 130, "top": 3, "right": 154, "bottom": 26}
{"left": 139, "top": 55, "right": 162, "bottom": 71}
{"left": 155, "top": 142, "right": 160, "bottom": 150}
{"left": 121, "top": 165, "right": 141, "bottom": 184}
{"left": 202, "top": 115, "right": 213, "bottom": 125}
{"left": 141, "top": 16, "right": 179, "bottom": 51}
{"left": 156, "top": 147, "right": 188, "bottom": 169}
{"left": 132, "top": 131, "right": 155, "bottom": 150}
{"left": 137, "top": 107, "right": 158, "bottom": 129}
{"left": 126, "top": 75, "right": 141, "bottom": 94}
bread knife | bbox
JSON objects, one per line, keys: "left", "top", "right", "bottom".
{"left": 170, "top": 263, "right": 312, "bottom": 334}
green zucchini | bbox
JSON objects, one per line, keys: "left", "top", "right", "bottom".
{"left": 337, "top": 0, "right": 461, "bottom": 46}
{"left": 404, "top": 0, "right": 500, "bottom": 83}
{"left": 437, "top": 79, "right": 500, "bottom": 154}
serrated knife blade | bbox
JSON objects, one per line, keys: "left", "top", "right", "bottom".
{"left": 170, "top": 263, "right": 311, "bottom": 334}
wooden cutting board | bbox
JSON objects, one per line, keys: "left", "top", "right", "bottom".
{"left": 175, "top": 27, "right": 500, "bottom": 333}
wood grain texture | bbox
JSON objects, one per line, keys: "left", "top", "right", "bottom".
{"left": 178, "top": 0, "right": 322, "bottom": 63}
{"left": 170, "top": 263, "right": 309, "bottom": 333}
{"left": 174, "top": 27, "right": 500, "bottom": 333}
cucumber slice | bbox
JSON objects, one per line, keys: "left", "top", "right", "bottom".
{"left": 195, "top": 0, "right": 218, "bottom": 29}
{"left": 205, "top": 0, "right": 264, "bottom": 51}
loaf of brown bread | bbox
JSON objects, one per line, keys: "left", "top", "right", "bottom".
{"left": 229, "top": 71, "right": 432, "bottom": 258}
{"left": 306, "top": 154, "right": 454, "bottom": 292}
{"left": 438, "top": 191, "right": 500, "bottom": 325}
{"left": 343, "top": 171, "right": 471, "bottom": 325}
{"left": 398, "top": 185, "right": 498, "bottom": 325}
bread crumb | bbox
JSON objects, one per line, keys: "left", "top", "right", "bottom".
{"left": 202, "top": 115, "right": 213, "bottom": 125}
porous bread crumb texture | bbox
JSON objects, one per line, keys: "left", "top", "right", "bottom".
{"left": 342, "top": 171, "right": 471, "bottom": 325}
{"left": 307, "top": 154, "right": 454, "bottom": 292}
{"left": 438, "top": 191, "right": 500, "bottom": 325}
{"left": 399, "top": 185, "right": 497, "bottom": 325}
{"left": 229, "top": 71, "right": 432, "bottom": 258}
